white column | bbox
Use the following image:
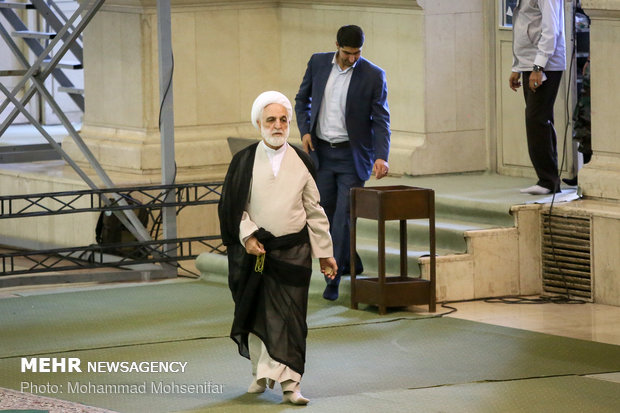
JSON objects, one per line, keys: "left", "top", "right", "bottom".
{"left": 579, "top": 0, "right": 620, "bottom": 200}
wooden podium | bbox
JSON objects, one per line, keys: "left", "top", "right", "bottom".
{"left": 350, "top": 185, "right": 436, "bottom": 314}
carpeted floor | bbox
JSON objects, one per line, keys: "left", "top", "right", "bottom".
{"left": 0, "top": 279, "right": 428, "bottom": 359}
{"left": 186, "top": 376, "right": 620, "bottom": 413}
{"left": 1, "top": 279, "right": 619, "bottom": 412}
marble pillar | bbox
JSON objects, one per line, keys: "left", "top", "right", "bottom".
{"left": 580, "top": 0, "right": 620, "bottom": 200}
{"left": 64, "top": 0, "right": 278, "bottom": 182}
{"left": 408, "top": 0, "right": 487, "bottom": 175}
{"left": 62, "top": 0, "right": 491, "bottom": 180}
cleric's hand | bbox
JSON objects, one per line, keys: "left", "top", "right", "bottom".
{"left": 319, "top": 257, "right": 338, "bottom": 280}
{"left": 244, "top": 236, "right": 265, "bottom": 256}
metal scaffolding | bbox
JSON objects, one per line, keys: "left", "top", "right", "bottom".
{"left": 0, "top": 0, "right": 197, "bottom": 284}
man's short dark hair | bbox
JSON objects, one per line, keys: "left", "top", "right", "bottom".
{"left": 337, "top": 25, "right": 364, "bottom": 48}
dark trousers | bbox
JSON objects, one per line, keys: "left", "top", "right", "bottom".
{"left": 315, "top": 141, "right": 364, "bottom": 287}
{"left": 522, "top": 70, "right": 563, "bottom": 192}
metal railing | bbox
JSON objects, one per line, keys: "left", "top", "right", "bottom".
{"left": 0, "top": 182, "right": 224, "bottom": 280}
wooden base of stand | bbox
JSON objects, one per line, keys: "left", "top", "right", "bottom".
{"left": 352, "top": 276, "right": 433, "bottom": 314}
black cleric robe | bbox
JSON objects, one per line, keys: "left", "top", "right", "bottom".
{"left": 218, "top": 141, "right": 317, "bottom": 375}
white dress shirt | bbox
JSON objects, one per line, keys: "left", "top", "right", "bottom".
{"left": 261, "top": 140, "right": 287, "bottom": 177}
{"left": 512, "top": 0, "right": 566, "bottom": 72}
{"left": 316, "top": 53, "right": 356, "bottom": 143}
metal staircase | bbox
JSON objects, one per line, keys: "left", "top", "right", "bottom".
{"left": 0, "top": 0, "right": 157, "bottom": 245}
{"left": 0, "top": 0, "right": 98, "bottom": 164}
{"left": 0, "top": 0, "right": 85, "bottom": 114}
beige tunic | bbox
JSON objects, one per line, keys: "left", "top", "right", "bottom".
{"left": 239, "top": 142, "right": 333, "bottom": 258}
{"left": 239, "top": 142, "right": 333, "bottom": 385}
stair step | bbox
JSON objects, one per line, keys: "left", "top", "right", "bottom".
{"left": 0, "top": 1, "right": 35, "bottom": 9}
{"left": 355, "top": 233, "right": 459, "bottom": 277}
{"left": 0, "top": 62, "right": 82, "bottom": 76}
{"left": 42, "top": 59, "right": 83, "bottom": 70}
{"left": 0, "top": 69, "right": 28, "bottom": 76}
{"left": 356, "top": 217, "right": 498, "bottom": 254}
{"left": 435, "top": 194, "right": 516, "bottom": 228}
{"left": 368, "top": 175, "right": 525, "bottom": 228}
{"left": 0, "top": 143, "right": 61, "bottom": 163}
{"left": 57, "top": 86, "right": 84, "bottom": 95}
{"left": 356, "top": 235, "right": 457, "bottom": 257}
{"left": 13, "top": 30, "right": 56, "bottom": 40}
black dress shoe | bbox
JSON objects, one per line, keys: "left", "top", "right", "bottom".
{"left": 562, "top": 177, "right": 578, "bottom": 186}
{"left": 323, "top": 285, "right": 339, "bottom": 301}
{"left": 341, "top": 263, "right": 364, "bottom": 276}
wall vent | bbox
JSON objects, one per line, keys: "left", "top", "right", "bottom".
{"left": 541, "top": 213, "right": 592, "bottom": 300}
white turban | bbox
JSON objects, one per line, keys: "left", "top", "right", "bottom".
{"left": 250, "top": 91, "right": 293, "bottom": 130}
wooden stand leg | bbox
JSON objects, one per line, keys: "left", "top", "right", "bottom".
{"left": 350, "top": 190, "right": 358, "bottom": 310}
{"left": 400, "top": 219, "right": 407, "bottom": 279}
{"left": 429, "top": 195, "right": 436, "bottom": 313}
{"left": 378, "top": 218, "right": 386, "bottom": 315}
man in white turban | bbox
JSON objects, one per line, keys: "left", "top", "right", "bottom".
{"left": 219, "top": 91, "right": 338, "bottom": 405}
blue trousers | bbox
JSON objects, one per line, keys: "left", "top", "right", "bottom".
{"left": 315, "top": 141, "right": 364, "bottom": 287}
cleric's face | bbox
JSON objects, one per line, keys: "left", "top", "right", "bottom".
{"left": 259, "top": 103, "right": 290, "bottom": 149}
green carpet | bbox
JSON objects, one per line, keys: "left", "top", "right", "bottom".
{"left": 1, "top": 280, "right": 619, "bottom": 412}
{"left": 0, "top": 279, "right": 428, "bottom": 359}
{"left": 185, "top": 376, "right": 620, "bottom": 413}
{"left": 1, "top": 316, "right": 619, "bottom": 412}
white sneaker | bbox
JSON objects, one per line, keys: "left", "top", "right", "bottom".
{"left": 283, "top": 391, "right": 310, "bottom": 405}
{"left": 520, "top": 185, "right": 551, "bottom": 195}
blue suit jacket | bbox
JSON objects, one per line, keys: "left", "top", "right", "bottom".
{"left": 294, "top": 52, "right": 391, "bottom": 181}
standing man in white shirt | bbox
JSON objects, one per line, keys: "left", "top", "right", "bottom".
{"left": 509, "top": 0, "right": 566, "bottom": 195}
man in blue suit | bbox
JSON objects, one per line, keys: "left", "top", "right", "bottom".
{"left": 295, "top": 25, "right": 391, "bottom": 301}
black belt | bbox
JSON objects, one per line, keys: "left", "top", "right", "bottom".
{"left": 317, "top": 139, "right": 350, "bottom": 149}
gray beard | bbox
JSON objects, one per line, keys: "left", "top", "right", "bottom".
{"left": 262, "top": 127, "right": 288, "bottom": 147}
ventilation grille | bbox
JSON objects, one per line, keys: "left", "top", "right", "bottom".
{"left": 541, "top": 214, "right": 592, "bottom": 300}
